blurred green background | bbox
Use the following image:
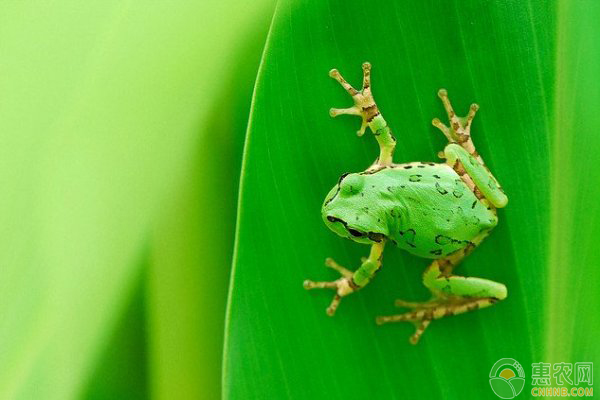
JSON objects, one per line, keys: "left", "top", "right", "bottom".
{"left": 1, "top": 1, "right": 598, "bottom": 399}
{"left": 0, "top": 1, "right": 273, "bottom": 399}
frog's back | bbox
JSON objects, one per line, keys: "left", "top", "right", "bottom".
{"left": 378, "top": 162, "right": 497, "bottom": 259}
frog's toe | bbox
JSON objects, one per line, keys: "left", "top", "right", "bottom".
{"left": 303, "top": 279, "right": 337, "bottom": 290}
{"left": 304, "top": 261, "right": 357, "bottom": 317}
{"left": 395, "top": 299, "right": 430, "bottom": 308}
{"left": 432, "top": 117, "right": 451, "bottom": 141}
{"left": 324, "top": 257, "right": 353, "bottom": 278}
{"left": 329, "top": 68, "right": 359, "bottom": 96}
{"left": 409, "top": 319, "right": 432, "bottom": 344}
{"left": 376, "top": 309, "right": 433, "bottom": 345}
{"left": 329, "top": 106, "right": 360, "bottom": 118}
{"left": 326, "top": 294, "right": 342, "bottom": 316}
{"left": 303, "top": 277, "right": 351, "bottom": 316}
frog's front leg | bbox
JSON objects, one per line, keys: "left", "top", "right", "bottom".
{"left": 329, "top": 63, "right": 396, "bottom": 167}
{"left": 376, "top": 232, "right": 507, "bottom": 344}
{"left": 304, "top": 241, "right": 385, "bottom": 316}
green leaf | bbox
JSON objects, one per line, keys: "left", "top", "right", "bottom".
{"left": 224, "top": 0, "right": 599, "bottom": 398}
{"left": 82, "top": 262, "right": 149, "bottom": 400}
{"left": 146, "top": 11, "right": 273, "bottom": 400}
{"left": 547, "top": 0, "right": 600, "bottom": 364}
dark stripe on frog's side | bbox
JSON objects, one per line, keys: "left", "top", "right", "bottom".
{"left": 360, "top": 165, "right": 387, "bottom": 175}
{"left": 326, "top": 215, "right": 385, "bottom": 243}
{"left": 360, "top": 162, "right": 445, "bottom": 176}
{"left": 435, "top": 234, "right": 474, "bottom": 248}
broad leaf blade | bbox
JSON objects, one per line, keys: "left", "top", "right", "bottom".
{"left": 224, "top": 1, "right": 561, "bottom": 398}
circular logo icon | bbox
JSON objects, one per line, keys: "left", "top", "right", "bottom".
{"left": 489, "top": 358, "right": 526, "bottom": 399}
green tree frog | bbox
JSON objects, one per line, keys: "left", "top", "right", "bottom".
{"left": 303, "top": 62, "right": 508, "bottom": 344}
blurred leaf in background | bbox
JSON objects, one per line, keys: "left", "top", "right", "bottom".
{"left": 224, "top": 0, "right": 599, "bottom": 398}
{"left": 0, "top": 0, "right": 272, "bottom": 399}
{"left": 83, "top": 256, "right": 150, "bottom": 400}
{"left": 548, "top": 0, "right": 600, "bottom": 365}
{"left": 145, "top": 13, "right": 273, "bottom": 400}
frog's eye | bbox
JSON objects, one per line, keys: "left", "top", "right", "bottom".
{"left": 340, "top": 174, "right": 365, "bottom": 196}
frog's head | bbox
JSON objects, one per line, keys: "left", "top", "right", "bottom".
{"left": 322, "top": 172, "right": 389, "bottom": 245}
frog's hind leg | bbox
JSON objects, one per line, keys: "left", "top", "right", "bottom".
{"left": 432, "top": 89, "right": 508, "bottom": 208}
{"left": 376, "top": 231, "right": 507, "bottom": 344}
{"left": 378, "top": 292, "right": 503, "bottom": 345}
